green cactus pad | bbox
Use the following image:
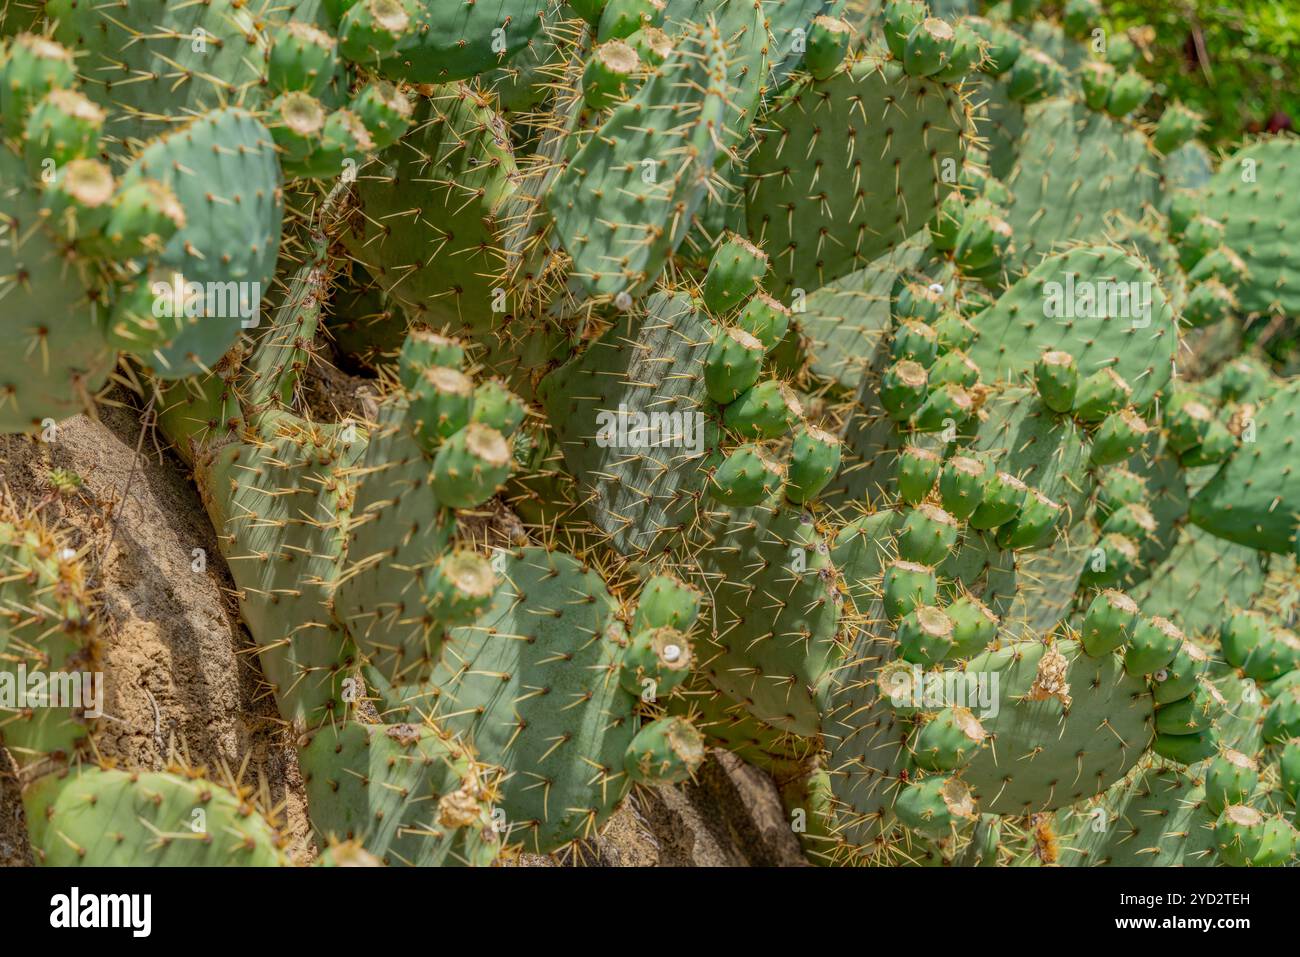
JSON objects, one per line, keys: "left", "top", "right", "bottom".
{"left": 999, "top": 517, "right": 1099, "bottom": 638}
{"left": 746, "top": 55, "right": 970, "bottom": 298}
{"left": 665, "top": 672, "right": 819, "bottom": 775}
{"left": 823, "top": 666, "right": 914, "bottom": 852}
{"left": 119, "top": 108, "right": 283, "bottom": 379}
{"left": 1201, "top": 137, "right": 1300, "bottom": 316}
{"left": 696, "top": 506, "right": 843, "bottom": 736}
{"left": 660, "top": 0, "right": 767, "bottom": 150}
{"left": 1055, "top": 765, "right": 1219, "bottom": 866}
{"left": 539, "top": 290, "right": 718, "bottom": 556}
{"left": 342, "top": 87, "right": 518, "bottom": 351}
{"left": 959, "top": 638, "right": 1154, "bottom": 814}
{"left": 333, "top": 400, "right": 457, "bottom": 687}
{"left": 1131, "top": 525, "right": 1268, "bottom": 642}
{"left": 0, "top": 498, "right": 97, "bottom": 767}
{"left": 199, "top": 415, "right": 362, "bottom": 725}
{"left": 970, "top": 73, "right": 1026, "bottom": 179}
{"left": 1002, "top": 99, "right": 1158, "bottom": 268}
{"left": 368, "top": 1, "right": 554, "bottom": 83}
{"left": 965, "top": 244, "right": 1176, "bottom": 408}
{"left": 546, "top": 18, "right": 738, "bottom": 298}
{"left": 299, "top": 720, "right": 501, "bottom": 866}
{"left": 47, "top": 0, "right": 271, "bottom": 152}
{"left": 1190, "top": 378, "right": 1300, "bottom": 553}
{"left": 24, "top": 766, "right": 287, "bottom": 866}
{"left": 401, "top": 547, "right": 639, "bottom": 854}
{"left": 0, "top": 148, "right": 114, "bottom": 432}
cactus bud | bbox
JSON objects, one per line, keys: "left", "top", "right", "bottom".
{"left": 431, "top": 423, "right": 512, "bottom": 508}
{"left": 702, "top": 232, "right": 768, "bottom": 314}
{"left": 785, "top": 425, "right": 841, "bottom": 504}
{"left": 723, "top": 379, "right": 801, "bottom": 439}
{"left": 805, "top": 16, "right": 852, "bottom": 82}
{"left": 897, "top": 445, "right": 942, "bottom": 504}
{"left": 710, "top": 443, "right": 785, "bottom": 507}
{"left": 897, "top": 605, "right": 957, "bottom": 667}
{"left": 624, "top": 716, "right": 704, "bottom": 784}
{"left": 1125, "top": 616, "right": 1185, "bottom": 676}
{"left": 1080, "top": 589, "right": 1138, "bottom": 656}
{"left": 583, "top": 40, "right": 641, "bottom": 110}
{"left": 883, "top": 559, "right": 937, "bottom": 619}
{"left": 705, "top": 324, "right": 765, "bottom": 404}
{"left": 897, "top": 503, "right": 960, "bottom": 565}
{"left": 912, "top": 707, "right": 986, "bottom": 770}
{"left": 967, "top": 470, "right": 1027, "bottom": 531}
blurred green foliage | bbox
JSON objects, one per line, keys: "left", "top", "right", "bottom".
{"left": 1102, "top": 0, "right": 1300, "bottom": 146}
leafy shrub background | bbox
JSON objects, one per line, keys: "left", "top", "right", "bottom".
{"left": 1101, "top": 0, "right": 1300, "bottom": 146}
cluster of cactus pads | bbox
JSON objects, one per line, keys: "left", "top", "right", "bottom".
{"left": 3, "top": 0, "right": 1300, "bottom": 867}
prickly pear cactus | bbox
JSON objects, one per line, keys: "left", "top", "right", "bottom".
{"left": 0, "top": 493, "right": 97, "bottom": 769}
{"left": 25, "top": 765, "right": 289, "bottom": 866}
{"left": 120, "top": 108, "right": 284, "bottom": 379}
{"left": 538, "top": 290, "right": 716, "bottom": 555}
{"left": 746, "top": 55, "right": 971, "bottom": 296}
{"left": 298, "top": 720, "right": 502, "bottom": 866}
{"left": 45, "top": 0, "right": 274, "bottom": 151}
{"left": 341, "top": 87, "right": 518, "bottom": 345}
{"left": 546, "top": 17, "right": 739, "bottom": 298}
{"left": 1191, "top": 378, "right": 1300, "bottom": 553}
{"left": 4, "top": 0, "right": 1300, "bottom": 872}
{"left": 0, "top": 127, "right": 114, "bottom": 432}
{"left": 384, "top": 548, "right": 616, "bottom": 851}
{"left": 198, "top": 414, "right": 362, "bottom": 726}
{"left": 1201, "top": 138, "right": 1300, "bottom": 317}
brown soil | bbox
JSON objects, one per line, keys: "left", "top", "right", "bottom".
{"left": 0, "top": 394, "right": 313, "bottom": 865}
